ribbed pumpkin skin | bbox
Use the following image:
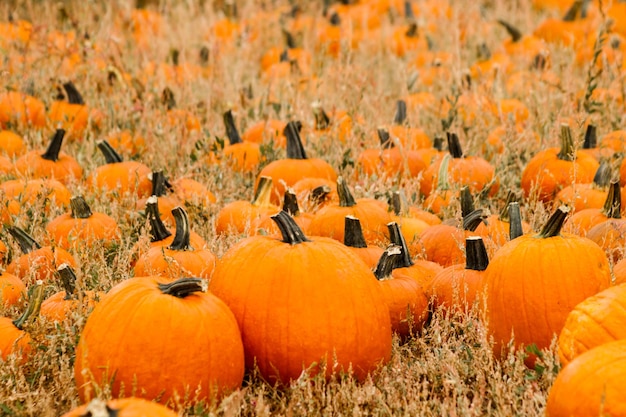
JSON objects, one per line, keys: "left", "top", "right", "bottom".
{"left": 546, "top": 339, "right": 626, "bottom": 417}
{"left": 484, "top": 233, "right": 611, "bottom": 364}
{"left": 61, "top": 398, "right": 178, "bottom": 417}
{"left": 74, "top": 277, "right": 245, "bottom": 404}
{"left": 209, "top": 235, "right": 392, "bottom": 384}
{"left": 0, "top": 318, "right": 31, "bottom": 362}
{"left": 558, "top": 283, "right": 626, "bottom": 367}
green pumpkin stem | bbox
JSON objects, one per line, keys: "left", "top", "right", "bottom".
{"left": 41, "top": 129, "right": 66, "bottom": 162}
{"left": 393, "top": 100, "right": 408, "bottom": 125}
{"left": 337, "top": 177, "right": 357, "bottom": 207}
{"left": 12, "top": 281, "right": 44, "bottom": 330}
{"left": 374, "top": 246, "right": 402, "bottom": 280}
{"left": 344, "top": 216, "right": 368, "bottom": 248}
{"left": 63, "top": 82, "right": 85, "bottom": 105}
{"left": 312, "top": 102, "right": 330, "bottom": 130}
{"left": 158, "top": 277, "right": 206, "bottom": 298}
{"left": 377, "top": 128, "right": 393, "bottom": 149}
{"left": 57, "top": 263, "right": 77, "bottom": 301}
{"left": 271, "top": 210, "right": 309, "bottom": 244}
{"left": 223, "top": 110, "right": 243, "bottom": 145}
{"left": 465, "top": 236, "right": 489, "bottom": 271}
{"left": 601, "top": 181, "right": 622, "bottom": 219}
{"left": 557, "top": 124, "right": 576, "bottom": 162}
{"left": 282, "top": 189, "right": 300, "bottom": 217}
{"left": 583, "top": 125, "right": 597, "bottom": 149}
{"left": 168, "top": 207, "right": 193, "bottom": 251}
{"left": 446, "top": 132, "right": 463, "bottom": 158}
{"left": 7, "top": 226, "right": 41, "bottom": 254}
{"left": 435, "top": 154, "right": 452, "bottom": 192}
{"left": 538, "top": 205, "right": 570, "bottom": 238}
{"left": 253, "top": 176, "right": 273, "bottom": 207}
{"left": 463, "top": 209, "right": 486, "bottom": 232}
{"left": 96, "top": 140, "right": 124, "bottom": 164}
{"left": 460, "top": 186, "right": 474, "bottom": 219}
{"left": 145, "top": 196, "right": 172, "bottom": 242}
{"left": 508, "top": 202, "right": 524, "bottom": 240}
{"left": 387, "top": 222, "right": 414, "bottom": 267}
{"left": 285, "top": 121, "right": 308, "bottom": 159}
{"left": 70, "top": 196, "right": 93, "bottom": 219}
{"left": 497, "top": 20, "right": 523, "bottom": 42}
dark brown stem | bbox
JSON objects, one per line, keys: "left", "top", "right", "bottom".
{"left": 557, "top": 124, "right": 576, "bottom": 162}
{"left": 387, "top": 222, "right": 414, "bottom": 267}
{"left": 13, "top": 281, "right": 44, "bottom": 330}
{"left": 601, "top": 181, "right": 622, "bottom": 219}
{"left": 499, "top": 191, "right": 518, "bottom": 222}
{"left": 150, "top": 171, "right": 168, "bottom": 197}
{"left": 497, "top": 20, "right": 523, "bottom": 42}
{"left": 374, "top": 246, "right": 402, "bottom": 280}
{"left": 593, "top": 161, "right": 612, "bottom": 188}
{"left": 57, "top": 263, "right": 77, "bottom": 300}
{"left": 63, "top": 82, "right": 85, "bottom": 105}
{"left": 583, "top": 125, "right": 597, "bottom": 149}
{"left": 285, "top": 121, "right": 308, "bottom": 159}
{"left": 337, "top": 177, "right": 356, "bottom": 207}
{"left": 7, "top": 226, "right": 41, "bottom": 253}
{"left": 460, "top": 187, "right": 474, "bottom": 219}
{"left": 390, "top": 190, "right": 409, "bottom": 216}
{"left": 563, "top": 0, "right": 582, "bottom": 21}
{"left": 344, "top": 216, "right": 367, "bottom": 248}
{"left": 253, "top": 176, "right": 273, "bottom": 206}
{"left": 393, "top": 100, "right": 408, "bottom": 125}
{"left": 465, "top": 236, "right": 489, "bottom": 271}
{"left": 41, "top": 129, "right": 66, "bottom": 162}
{"left": 309, "top": 185, "right": 331, "bottom": 207}
{"left": 283, "top": 29, "right": 297, "bottom": 49}
{"left": 158, "top": 277, "right": 206, "bottom": 298}
{"left": 70, "top": 196, "right": 93, "bottom": 219}
{"left": 509, "top": 202, "right": 524, "bottom": 240}
{"left": 463, "top": 209, "right": 486, "bottom": 232}
{"left": 162, "top": 87, "right": 176, "bottom": 110}
{"left": 223, "top": 110, "right": 243, "bottom": 145}
{"left": 538, "top": 205, "right": 570, "bottom": 238}
{"left": 271, "top": 211, "right": 309, "bottom": 244}
{"left": 433, "top": 136, "right": 444, "bottom": 151}
{"left": 405, "top": 22, "right": 418, "bottom": 38}
{"left": 313, "top": 104, "right": 330, "bottom": 130}
{"left": 447, "top": 132, "right": 463, "bottom": 158}
{"left": 377, "top": 128, "right": 393, "bottom": 148}
{"left": 168, "top": 207, "right": 193, "bottom": 251}
{"left": 145, "top": 196, "right": 172, "bottom": 242}
{"left": 96, "top": 140, "right": 123, "bottom": 164}
{"left": 404, "top": 1, "right": 415, "bottom": 20}
{"left": 282, "top": 189, "right": 300, "bottom": 216}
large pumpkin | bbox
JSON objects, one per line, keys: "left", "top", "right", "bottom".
{"left": 209, "top": 211, "right": 392, "bottom": 384}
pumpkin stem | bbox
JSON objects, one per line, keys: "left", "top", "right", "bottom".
{"left": 70, "top": 196, "right": 93, "bottom": 219}
{"left": 557, "top": 124, "right": 576, "bottom": 162}
{"left": 463, "top": 209, "right": 486, "bottom": 232}
{"left": 150, "top": 171, "right": 169, "bottom": 197}
{"left": 252, "top": 176, "right": 273, "bottom": 207}
{"left": 374, "top": 246, "right": 402, "bottom": 280}
{"left": 387, "top": 222, "right": 414, "bottom": 267}
{"left": 62, "top": 82, "right": 85, "bottom": 105}
{"left": 271, "top": 210, "right": 309, "bottom": 244}
{"left": 499, "top": 191, "right": 518, "bottom": 222}
{"left": 390, "top": 190, "right": 410, "bottom": 216}
{"left": 57, "top": 263, "right": 77, "bottom": 301}
{"left": 12, "top": 281, "right": 44, "bottom": 330}
{"left": 223, "top": 110, "right": 243, "bottom": 145}
{"left": 41, "top": 129, "right": 66, "bottom": 162}
{"left": 145, "top": 196, "right": 172, "bottom": 242}
{"left": 583, "top": 125, "right": 597, "bottom": 149}
{"left": 285, "top": 121, "right": 308, "bottom": 159}
{"left": 460, "top": 186, "right": 475, "bottom": 219}
{"left": 563, "top": 0, "right": 583, "bottom": 21}
{"left": 592, "top": 160, "right": 612, "bottom": 188}
{"left": 509, "top": 202, "right": 524, "bottom": 240}
{"left": 393, "top": 100, "right": 408, "bottom": 125}
{"left": 435, "top": 154, "right": 452, "bottom": 192}
{"left": 337, "top": 176, "right": 357, "bottom": 207}
{"left": 309, "top": 185, "right": 331, "bottom": 208}
{"left": 7, "top": 226, "right": 41, "bottom": 253}
{"left": 312, "top": 102, "right": 330, "bottom": 130}
{"left": 162, "top": 87, "right": 176, "bottom": 110}
{"left": 405, "top": 22, "right": 418, "bottom": 38}
{"left": 96, "top": 140, "right": 124, "bottom": 164}
{"left": 446, "top": 132, "right": 464, "bottom": 158}
{"left": 344, "top": 215, "right": 367, "bottom": 248}
{"left": 497, "top": 19, "right": 523, "bottom": 42}
{"left": 538, "top": 205, "right": 570, "bottom": 238}
{"left": 168, "top": 207, "right": 193, "bottom": 251}
{"left": 433, "top": 136, "right": 444, "bottom": 151}
{"left": 83, "top": 399, "right": 120, "bottom": 417}
{"left": 404, "top": 1, "right": 416, "bottom": 20}
{"left": 465, "top": 236, "right": 489, "bottom": 271}
{"left": 377, "top": 128, "right": 393, "bottom": 149}
{"left": 158, "top": 277, "right": 207, "bottom": 298}
{"left": 601, "top": 181, "right": 622, "bottom": 219}
{"left": 282, "top": 188, "right": 300, "bottom": 216}
{"left": 282, "top": 29, "right": 297, "bottom": 49}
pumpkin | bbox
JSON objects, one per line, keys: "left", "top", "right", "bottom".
{"left": 564, "top": 180, "right": 622, "bottom": 236}
{"left": 61, "top": 398, "right": 178, "bottom": 417}
{"left": 216, "top": 110, "right": 261, "bottom": 172}
{"left": 585, "top": 213, "right": 626, "bottom": 262}
{"left": 292, "top": 177, "right": 338, "bottom": 213}
{"left": 135, "top": 171, "right": 182, "bottom": 226}
{"left": 251, "top": 188, "right": 313, "bottom": 235}
{"left": 209, "top": 211, "right": 392, "bottom": 384}
{"left": 40, "top": 264, "right": 102, "bottom": 322}
{"left": 0, "top": 270, "right": 25, "bottom": 308}
{"left": 0, "top": 282, "right": 43, "bottom": 363}
{"left": 475, "top": 194, "right": 532, "bottom": 247}
{"left": 0, "top": 130, "right": 26, "bottom": 157}
{"left": 0, "top": 91, "right": 46, "bottom": 129}
{"left": 170, "top": 176, "right": 217, "bottom": 209}
{"left": 74, "top": 277, "right": 245, "bottom": 404}
{"left": 343, "top": 215, "right": 384, "bottom": 269}
{"left": 49, "top": 82, "right": 104, "bottom": 138}
{"left": 242, "top": 119, "right": 287, "bottom": 147}
{"left": 14, "top": 129, "right": 83, "bottom": 184}
{"left": 0, "top": 178, "right": 71, "bottom": 224}
{"left": 45, "top": 196, "right": 121, "bottom": 251}
{"left": 484, "top": 206, "right": 611, "bottom": 366}
{"left": 134, "top": 207, "right": 216, "bottom": 280}
{"left": 557, "top": 159, "right": 613, "bottom": 213}
{"left": 546, "top": 339, "right": 626, "bottom": 417}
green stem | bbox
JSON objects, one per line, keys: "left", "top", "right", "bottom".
{"left": 592, "top": 161, "right": 612, "bottom": 188}
{"left": 7, "top": 226, "right": 41, "bottom": 254}
{"left": 63, "top": 82, "right": 85, "bottom": 105}
{"left": 12, "top": 281, "right": 44, "bottom": 330}
{"left": 57, "top": 263, "right": 77, "bottom": 300}
{"left": 158, "top": 277, "right": 206, "bottom": 298}
{"left": 538, "top": 205, "right": 570, "bottom": 238}
{"left": 387, "top": 222, "right": 414, "bottom": 267}
{"left": 499, "top": 191, "right": 517, "bottom": 222}
{"left": 168, "top": 207, "right": 193, "bottom": 251}
{"left": 337, "top": 177, "right": 357, "bottom": 207}
{"left": 465, "top": 236, "right": 489, "bottom": 271}
{"left": 271, "top": 210, "right": 309, "bottom": 244}
{"left": 41, "top": 129, "right": 66, "bottom": 162}
{"left": 285, "top": 121, "right": 308, "bottom": 159}
{"left": 223, "top": 110, "right": 243, "bottom": 145}
{"left": 374, "top": 246, "right": 402, "bottom": 280}
{"left": 145, "top": 196, "right": 172, "bottom": 242}
{"left": 253, "top": 177, "right": 273, "bottom": 206}
{"left": 96, "top": 140, "right": 123, "bottom": 164}
{"left": 70, "top": 196, "right": 93, "bottom": 219}
{"left": 557, "top": 124, "right": 576, "bottom": 162}
{"left": 435, "top": 154, "right": 452, "bottom": 191}
{"left": 344, "top": 215, "right": 367, "bottom": 248}
{"left": 508, "top": 202, "right": 524, "bottom": 240}
{"left": 601, "top": 181, "right": 622, "bottom": 219}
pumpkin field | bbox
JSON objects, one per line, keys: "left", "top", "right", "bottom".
{"left": 2, "top": 0, "right": 626, "bottom": 415}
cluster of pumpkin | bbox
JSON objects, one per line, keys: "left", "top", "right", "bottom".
{"left": 2, "top": 0, "right": 626, "bottom": 414}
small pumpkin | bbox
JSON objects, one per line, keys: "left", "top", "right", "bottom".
{"left": 40, "top": 264, "right": 102, "bottom": 322}
{"left": 0, "top": 282, "right": 43, "bottom": 363}
{"left": 61, "top": 398, "right": 178, "bottom": 417}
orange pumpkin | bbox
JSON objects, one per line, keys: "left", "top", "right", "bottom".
{"left": 0, "top": 91, "right": 46, "bottom": 129}
{"left": 0, "top": 282, "right": 43, "bottom": 363}
{"left": 40, "top": 264, "right": 102, "bottom": 322}
{"left": 49, "top": 82, "right": 104, "bottom": 138}
{"left": 61, "top": 398, "right": 178, "bottom": 417}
